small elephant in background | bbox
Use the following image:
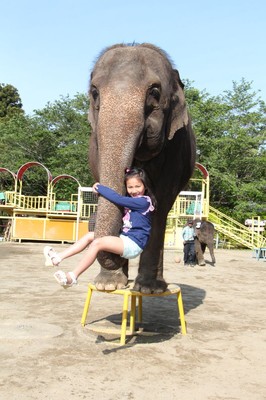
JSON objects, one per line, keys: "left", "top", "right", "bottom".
{"left": 194, "top": 219, "right": 216, "bottom": 266}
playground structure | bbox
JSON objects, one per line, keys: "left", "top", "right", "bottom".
{"left": 0, "top": 162, "right": 94, "bottom": 243}
{"left": 0, "top": 161, "right": 265, "bottom": 252}
{"left": 165, "top": 164, "right": 265, "bottom": 251}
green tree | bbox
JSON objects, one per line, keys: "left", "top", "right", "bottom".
{"left": 33, "top": 93, "right": 92, "bottom": 186}
{"left": 220, "top": 79, "right": 266, "bottom": 220}
{"left": 1, "top": 81, "right": 265, "bottom": 223}
{"left": 0, "top": 93, "right": 92, "bottom": 197}
{"left": 0, "top": 84, "right": 24, "bottom": 119}
{"left": 185, "top": 79, "right": 266, "bottom": 222}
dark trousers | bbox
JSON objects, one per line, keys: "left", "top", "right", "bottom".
{"left": 183, "top": 241, "right": 196, "bottom": 264}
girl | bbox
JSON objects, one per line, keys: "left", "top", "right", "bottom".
{"left": 44, "top": 167, "right": 156, "bottom": 287}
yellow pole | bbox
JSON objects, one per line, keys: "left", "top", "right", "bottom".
{"left": 130, "top": 295, "right": 136, "bottom": 334}
{"left": 177, "top": 290, "right": 187, "bottom": 335}
{"left": 120, "top": 293, "right": 129, "bottom": 345}
{"left": 81, "top": 286, "right": 93, "bottom": 326}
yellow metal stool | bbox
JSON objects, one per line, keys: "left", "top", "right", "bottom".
{"left": 81, "top": 282, "right": 187, "bottom": 345}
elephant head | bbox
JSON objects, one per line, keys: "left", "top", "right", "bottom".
{"left": 88, "top": 43, "right": 196, "bottom": 291}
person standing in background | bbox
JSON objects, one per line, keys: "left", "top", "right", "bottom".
{"left": 181, "top": 220, "right": 196, "bottom": 266}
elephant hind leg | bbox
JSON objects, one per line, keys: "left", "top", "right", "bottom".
{"left": 201, "top": 243, "right": 207, "bottom": 254}
{"left": 208, "top": 244, "right": 216, "bottom": 265}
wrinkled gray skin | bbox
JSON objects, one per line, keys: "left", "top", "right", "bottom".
{"left": 88, "top": 43, "right": 196, "bottom": 293}
{"left": 194, "top": 219, "right": 216, "bottom": 266}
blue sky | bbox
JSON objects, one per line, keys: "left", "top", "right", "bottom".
{"left": 1, "top": 0, "right": 266, "bottom": 115}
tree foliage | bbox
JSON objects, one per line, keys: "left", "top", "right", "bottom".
{"left": 0, "top": 83, "right": 24, "bottom": 119}
{"left": 0, "top": 80, "right": 265, "bottom": 222}
{"left": 185, "top": 78, "right": 266, "bottom": 221}
{"left": 0, "top": 93, "right": 92, "bottom": 197}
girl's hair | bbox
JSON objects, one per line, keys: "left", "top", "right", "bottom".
{"left": 124, "top": 167, "right": 157, "bottom": 210}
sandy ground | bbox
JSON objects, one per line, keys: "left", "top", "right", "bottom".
{"left": 0, "top": 242, "right": 265, "bottom": 400}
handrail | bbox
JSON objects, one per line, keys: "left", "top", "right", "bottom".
{"left": 209, "top": 206, "right": 266, "bottom": 249}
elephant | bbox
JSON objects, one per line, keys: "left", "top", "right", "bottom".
{"left": 88, "top": 43, "right": 196, "bottom": 293}
{"left": 193, "top": 219, "right": 216, "bottom": 266}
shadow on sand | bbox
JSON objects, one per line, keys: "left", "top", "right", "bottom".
{"left": 81, "top": 283, "right": 206, "bottom": 350}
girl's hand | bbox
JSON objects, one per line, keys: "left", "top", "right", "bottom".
{"left": 92, "top": 182, "right": 100, "bottom": 193}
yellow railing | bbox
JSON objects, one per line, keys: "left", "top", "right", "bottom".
{"left": 168, "top": 197, "right": 209, "bottom": 219}
{"left": 208, "top": 206, "right": 266, "bottom": 249}
{"left": 2, "top": 192, "right": 48, "bottom": 210}
{"left": 2, "top": 188, "right": 265, "bottom": 250}
{"left": 2, "top": 191, "right": 80, "bottom": 214}
{"left": 18, "top": 195, "right": 48, "bottom": 210}
{"left": 2, "top": 191, "right": 17, "bottom": 206}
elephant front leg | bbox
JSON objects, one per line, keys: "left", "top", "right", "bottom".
{"left": 134, "top": 229, "right": 168, "bottom": 294}
{"left": 94, "top": 252, "right": 129, "bottom": 290}
{"left": 195, "top": 238, "right": 205, "bottom": 266}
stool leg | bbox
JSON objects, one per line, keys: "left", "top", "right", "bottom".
{"left": 177, "top": 291, "right": 187, "bottom": 334}
{"left": 81, "top": 286, "right": 93, "bottom": 326}
{"left": 130, "top": 295, "right": 136, "bottom": 334}
{"left": 120, "top": 293, "right": 129, "bottom": 345}
{"left": 137, "top": 295, "right": 143, "bottom": 323}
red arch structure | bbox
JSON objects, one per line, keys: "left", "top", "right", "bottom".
{"left": 0, "top": 167, "right": 17, "bottom": 181}
{"left": 50, "top": 174, "right": 81, "bottom": 187}
{"left": 16, "top": 161, "right": 52, "bottom": 182}
{"left": 195, "top": 162, "right": 209, "bottom": 178}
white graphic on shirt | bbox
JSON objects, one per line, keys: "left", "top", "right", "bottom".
{"left": 122, "top": 209, "right": 132, "bottom": 232}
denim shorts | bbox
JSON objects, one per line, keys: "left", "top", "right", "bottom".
{"left": 120, "top": 235, "right": 143, "bottom": 259}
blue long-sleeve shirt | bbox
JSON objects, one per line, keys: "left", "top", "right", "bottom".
{"left": 182, "top": 226, "right": 195, "bottom": 242}
{"left": 96, "top": 184, "right": 154, "bottom": 249}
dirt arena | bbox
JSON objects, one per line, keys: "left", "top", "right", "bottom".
{"left": 0, "top": 242, "right": 265, "bottom": 400}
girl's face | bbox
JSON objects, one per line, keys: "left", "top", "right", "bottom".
{"left": 126, "top": 176, "right": 145, "bottom": 197}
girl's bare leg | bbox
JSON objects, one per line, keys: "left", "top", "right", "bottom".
{"left": 58, "top": 232, "right": 94, "bottom": 261}
{"left": 65, "top": 236, "right": 124, "bottom": 283}
{"left": 45, "top": 232, "right": 94, "bottom": 266}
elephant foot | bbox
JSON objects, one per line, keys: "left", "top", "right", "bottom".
{"left": 133, "top": 275, "right": 168, "bottom": 294}
{"left": 94, "top": 269, "right": 128, "bottom": 291}
{"left": 198, "top": 261, "right": 206, "bottom": 266}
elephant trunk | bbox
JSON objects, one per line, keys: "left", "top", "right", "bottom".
{"left": 93, "top": 87, "right": 145, "bottom": 238}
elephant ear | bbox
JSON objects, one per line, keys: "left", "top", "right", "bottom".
{"left": 168, "top": 69, "right": 189, "bottom": 140}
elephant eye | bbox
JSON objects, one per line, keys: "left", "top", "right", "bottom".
{"left": 145, "top": 85, "right": 161, "bottom": 115}
{"left": 90, "top": 86, "right": 100, "bottom": 110}
{"left": 91, "top": 86, "right": 99, "bottom": 101}
{"left": 149, "top": 86, "right": 161, "bottom": 102}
